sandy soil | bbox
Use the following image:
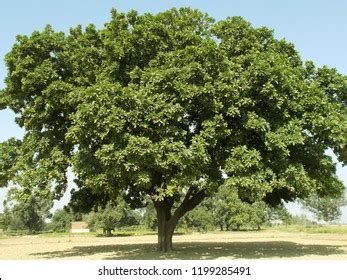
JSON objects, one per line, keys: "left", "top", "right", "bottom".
{"left": 1, "top": 231, "right": 347, "bottom": 260}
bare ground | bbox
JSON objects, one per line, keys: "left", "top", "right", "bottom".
{"left": 1, "top": 231, "right": 347, "bottom": 260}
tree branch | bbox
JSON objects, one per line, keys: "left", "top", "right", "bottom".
{"left": 171, "top": 188, "right": 206, "bottom": 223}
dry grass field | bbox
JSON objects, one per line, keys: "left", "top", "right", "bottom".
{"left": 1, "top": 227, "right": 347, "bottom": 260}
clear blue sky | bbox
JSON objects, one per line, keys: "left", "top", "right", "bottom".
{"left": 0, "top": 0, "right": 346, "bottom": 220}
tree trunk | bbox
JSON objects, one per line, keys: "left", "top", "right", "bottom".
{"left": 153, "top": 188, "right": 206, "bottom": 252}
{"left": 155, "top": 200, "right": 176, "bottom": 252}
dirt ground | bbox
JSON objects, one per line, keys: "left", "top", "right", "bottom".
{"left": 1, "top": 231, "right": 347, "bottom": 260}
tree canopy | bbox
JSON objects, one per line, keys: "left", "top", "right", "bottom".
{"left": 2, "top": 187, "right": 52, "bottom": 233}
{"left": 0, "top": 7, "right": 346, "bottom": 251}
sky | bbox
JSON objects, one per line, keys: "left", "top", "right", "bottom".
{"left": 0, "top": 0, "right": 346, "bottom": 221}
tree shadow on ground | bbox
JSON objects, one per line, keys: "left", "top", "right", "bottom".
{"left": 96, "top": 233, "right": 135, "bottom": 237}
{"left": 30, "top": 241, "right": 346, "bottom": 260}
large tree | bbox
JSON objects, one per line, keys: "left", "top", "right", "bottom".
{"left": 0, "top": 8, "right": 346, "bottom": 251}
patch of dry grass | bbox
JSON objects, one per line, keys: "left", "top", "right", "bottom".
{"left": 1, "top": 230, "right": 347, "bottom": 260}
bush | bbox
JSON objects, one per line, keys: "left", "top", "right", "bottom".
{"left": 50, "top": 209, "right": 73, "bottom": 232}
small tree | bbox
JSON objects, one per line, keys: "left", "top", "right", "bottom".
{"left": 87, "top": 197, "right": 141, "bottom": 236}
{"left": 50, "top": 209, "right": 73, "bottom": 232}
{"left": 88, "top": 203, "right": 119, "bottom": 236}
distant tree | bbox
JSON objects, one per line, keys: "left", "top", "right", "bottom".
{"left": 0, "top": 211, "right": 11, "bottom": 231}
{"left": 301, "top": 194, "right": 346, "bottom": 223}
{"left": 213, "top": 186, "right": 288, "bottom": 230}
{"left": 50, "top": 209, "right": 73, "bottom": 232}
{"left": 0, "top": 213, "right": 3, "bottom": 229}
{"left": 182, "top": 200, "right": 215, "bottom": 231}
{"left": 87, "top": 203, "right": 118, "bottom": 236}
{"left": 147, "top": 191, "right": 275, "bottom": 232}
{"left": 1, "top": 209, "right": 22, "bottom": 231}
{"left": 247, "top": 201, "right": 269, "bottom": 230}
{"left": 142, "top": 200, "right": 157, "bottom": 231}
{"left": 87, "top": 197, "right": 141, "bottom": 236}
{"left": 230, "top": 203, "right": 254, "bottom": 230}
{"left": 213, "top": 185, "right": 241, "bottom": 231}
{"left": 2, "top": 188, "right": 52, "bottom": 233}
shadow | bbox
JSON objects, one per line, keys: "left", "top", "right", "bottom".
{"left": 171, "top": 241, "right": 345, "bottom": 259}
{"left": 30, "top": 240, "right": 346, "bottom": 260}
{"left": 96, "top": 232, "right": 158, "bottom": 237}
{"left": 96, "top": 233, "right": 135, "bottom": 237}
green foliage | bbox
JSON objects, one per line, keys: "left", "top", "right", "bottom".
{"left": 246, "top": 201, "right": 269, "bottom": 229}
{"left": 0, "top": 8, "right": 346, "bottom": 248}
{"left": 2, "top": 188, "right": 52, "bottom": 233}
{"left": 0, "top": 211, "right": 12, "bottom": 231}
{"left": 87, "top": 203, "right": 118, "bottom": 236}
{"left": 50, "top": 209, "right": 73, "bottom": 232}
{"left": 87, "top": 197, "right": 141, "bottom": 236}
{"left": 300, "top": 194, "right": 346, "bottom": 223}
{"left": 0, "top": 213, "right": 4, "bottom": 229}
{"left": 0, "top": 138, "right": 21, "bottom": 188}
{"left": 211, "top": 185, "right": 267, "bottom": 230}
{"left": 181, "top": 199, "right": 215, "bottom": 231}
{"left": 212, "top": 186, "right": 239, "bottom": 231}
{"left": 142, "top": 200, "right": 157, "bottom": 231}
{"left": 66, "top": 180, "right": 112, "bottom": 215}
{"left": 181, "top": 187, "right": 289, "bottom": 231}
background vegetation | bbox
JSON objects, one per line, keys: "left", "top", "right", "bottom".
{"left": 0, "top": 187, "right": 344, "bottom": 236}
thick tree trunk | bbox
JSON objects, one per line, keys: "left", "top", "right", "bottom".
{"left": 157, "top": 213, "right": 176, "bottom": 252}
{"left": 153, "top": 188, "right": 206, "bottom": 252}
{"left": 155, "top": 199, "right": 176, "bottom": 252}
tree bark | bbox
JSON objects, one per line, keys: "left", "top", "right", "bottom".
{"left": 154, "top": 199, "right": 175, "bottom": 252}
{"left": 153, "top": 188, "right": 206, "bottom": 252}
